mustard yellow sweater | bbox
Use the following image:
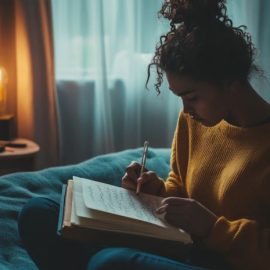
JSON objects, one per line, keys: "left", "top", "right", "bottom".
{"left": 164, "top": 112, "right": 270, "bottom": 270}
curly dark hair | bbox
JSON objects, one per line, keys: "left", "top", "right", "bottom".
{"left": 146, "top": 0, "right": 260, "bottom": 94}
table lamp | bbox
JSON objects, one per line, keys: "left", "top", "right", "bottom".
{"left": 0, "top": 66, "right": 15, "bottom": 141}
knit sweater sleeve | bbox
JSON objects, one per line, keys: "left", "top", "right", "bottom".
{"left": 162, "top": 113, "right": 189, "bottom": 197}
{"left": 205, "top": 175, "right": 270, "bottom": 270}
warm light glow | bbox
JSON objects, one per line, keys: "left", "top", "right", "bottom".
{"left": 15, "top": 1, "right": 34, "bottom": 137}
{"left": 0, "top": 67, "right": 8, "bottom": 114}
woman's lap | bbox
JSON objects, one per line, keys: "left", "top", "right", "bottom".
{"left": 18, "top": 197, "right": 93, "bottom": 270}
{"left": 18, "top": 197, "right": 210, "bottom": 270}
{"left": 87, "top": 247, "right": 208, "bottom": 270}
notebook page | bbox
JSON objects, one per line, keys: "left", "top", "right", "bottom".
{"left": 73, "top": 176, "right": 165, "bottom": 227}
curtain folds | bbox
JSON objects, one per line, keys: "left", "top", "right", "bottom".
{"left": 15, "top": 0, "right": 59, "bottom": 168}
{"left": 227, "top": 0, "right": 270, "bottom": 101}
{"left": 52, "top": 0, "right": 180, "bottom": 164}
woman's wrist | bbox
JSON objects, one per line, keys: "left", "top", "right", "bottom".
{"left": 157, "top": 178, "right": 166, "bottom": 197}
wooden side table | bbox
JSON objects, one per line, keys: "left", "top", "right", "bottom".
{"left": 0, "top": 138, "right": 40, "bottom": 176}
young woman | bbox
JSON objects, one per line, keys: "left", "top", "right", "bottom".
{"left": 18, "top": 0, "right": 270, "bottom": 269}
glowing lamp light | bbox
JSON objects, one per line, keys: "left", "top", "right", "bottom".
{"left": 0, "top": 67, "right": 8, "bottom": 115}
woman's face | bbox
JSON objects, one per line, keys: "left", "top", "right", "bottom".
{"left": 166, "top": 72, "right": 230, "bottom": 127}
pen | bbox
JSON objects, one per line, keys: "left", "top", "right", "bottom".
{"left": 136, "top": 141, "right": 149, "bottom": 195}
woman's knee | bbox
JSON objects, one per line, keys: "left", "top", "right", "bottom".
{"left": 18, "top": 197, "right": 59, "bottom": 241}
{"left": 87, "top": 247, "right": 195, "bottom": 270}
{"left": 87, "top": 247, "right": 138, "bottom": 270}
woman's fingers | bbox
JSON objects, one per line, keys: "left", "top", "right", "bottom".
{"left": 121, "top": 174, "right": 137, "bottom": 190}
{"left": 122, "top": 162, "right": 161, "bottom": 195}
{"left": 161, "top": 197, "right": 194, "bottom": 205}
{"left": 122, "top": 161, "right": 148, "bottom": 190}
{"left": 155, "top": 200, "right": 188, "bottom": 216}
{"left": 137, "top": 171, "right": 157, "bottom": 183}
{"left": 126, "top": 161, "right": 141, "bottom": 179}
{"left": 155, "top": 197, "right": 218, "bottom": 237}
{"left": 165, "top": 215, "right": 189, "bottom": 230}
{"left": 122, "top": 161, "right": 141, "bottom": 189}
{"left": 137, "top": 171, "right": 163, "bottom": 194}
{"left": 155, "top": 203, "right": 168, "bottom": 214}
{"left": 155, "top": 204, "right": 189, "bottom": 229}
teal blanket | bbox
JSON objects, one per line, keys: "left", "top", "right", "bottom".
{"left": 0, "top": 148, "right": 170, "bottom": 269}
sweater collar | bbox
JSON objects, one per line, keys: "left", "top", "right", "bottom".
{"left": 184, "top": 112, "right": 270, "bottom": 139}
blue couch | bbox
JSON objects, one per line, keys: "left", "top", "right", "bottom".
{"left": 0, "top": 148, "right": 170, "bottom": 270}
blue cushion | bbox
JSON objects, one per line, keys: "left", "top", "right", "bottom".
{"left": 0, "top": 147, "right": 170, "bottom": 269}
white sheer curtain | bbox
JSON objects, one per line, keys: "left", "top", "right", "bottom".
{"left": 52, "top": 0, "right": 270, "bottom": 165}
{"left": 227, "top": 0, "right": 270, "bottom": 101}
{"left": 52, "top": 0, "right": 180, "bottom": 165}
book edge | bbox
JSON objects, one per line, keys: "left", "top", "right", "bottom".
{"left": 57, "top": 184, "right": 67, "bottom": 235}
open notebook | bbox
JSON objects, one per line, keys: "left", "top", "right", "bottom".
{"left": 57, "top": 176, "right": 193, "bottom": 259}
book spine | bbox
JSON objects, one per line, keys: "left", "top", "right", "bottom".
{"left": 57, "top": 184, "right": 67, "bottom": 236}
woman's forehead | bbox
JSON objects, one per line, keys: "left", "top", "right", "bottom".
{"left": 166, "top": 72, "right": 226, "bottom": 97}
{"left": 166, "top": 73, "right": 196, "bottom": 89}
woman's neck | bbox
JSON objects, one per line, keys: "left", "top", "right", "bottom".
{"left": 226, "top": 82, "right": 270, "bottom": 127}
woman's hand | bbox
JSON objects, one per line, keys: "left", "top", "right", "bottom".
{"left": 156, "top": 197, "right": 218, "bottom": 238}
{"left": 122, "top": 161, "right": 164, "bottom": 196}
